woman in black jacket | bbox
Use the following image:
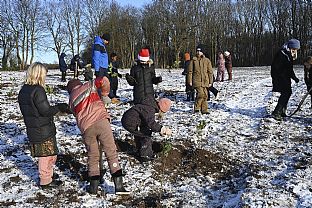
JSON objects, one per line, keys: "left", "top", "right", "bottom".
{"left": 271, "top": 39, "right": 300, "bottom": 120}
{"left": 18, "top": 62, "right": 68, "bottom": 189}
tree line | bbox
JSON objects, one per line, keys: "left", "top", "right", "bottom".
{"left": 0, "top": 0, "right": 311, "bottom": 70}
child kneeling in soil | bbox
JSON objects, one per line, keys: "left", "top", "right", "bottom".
{"left": 121, "top": 98, "right": 172, "bottom": 162}
{"left": 67, "top": 78, "right": 129, "bottom": 195}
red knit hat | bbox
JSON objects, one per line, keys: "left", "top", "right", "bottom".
{"left": 138, "top": 48, "right": 150, "bottom": 62}
{"left": 67, "top": 79, "right": 82, "bottom": 93}
{"left": 158, "top": 98, "right": 172, "bottom": 112}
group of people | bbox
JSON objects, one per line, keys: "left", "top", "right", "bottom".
{"left": 18, "top": 34, "right": 173, "bottom": 195}
{"left": 181, "top": 45, "right": 232, "bottom": 113}
{"left": 18, "top": 34, "right": 311, "bottom": 196}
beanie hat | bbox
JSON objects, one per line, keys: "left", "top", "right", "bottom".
{"left": 184, "top": 52, "right": 190, "bottom": 61}
{"left": 287, "top": 39, "right": 300, "bottom": 49}
{"left": 67, "top": 79, "right": 82, "bottom": 93}
{"left": 196, "top": 45, "right": 202, "bottom": 51}
{"left": 138, "top": 48, "right": 150, "bottom": 62}
{"left": 224, "top": 51, "right": 230, "bottom": 56}
{"left": 101, "top": 33, "right": 110, "bottom": 41}
{"left": 158, "top": 98, "right": 172, "bottom": 113}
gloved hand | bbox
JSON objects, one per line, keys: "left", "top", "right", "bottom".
{"left": 57, "top": 103, "right": 69, "bottom": 113}
{"left": 160, "top": 126, "right": 172, "bottom": 136}
{"left": 102, "top": 96, "right": 111, "bottom": 107}
{"left": 126, "top": 73, "right": 137, "bottom": 84}
{"left": 152, "top": 76, "right": 162, "bottom": 84}
{"left": 294, "top": 77, "right": 299, "bottom": 83}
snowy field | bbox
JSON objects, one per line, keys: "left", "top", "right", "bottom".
{"left": 0, "top": 66, "right": 311, "bottom": 207}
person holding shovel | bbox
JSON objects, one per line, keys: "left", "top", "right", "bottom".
{"left": 271, "top": 38, "right": 300, "bottom": 120}
{"left": 66, "top": 78, "right": 129, "bottom": 195}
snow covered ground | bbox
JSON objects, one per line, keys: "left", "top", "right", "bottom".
{"left": 0, "top": 66, "right": 311, "bottom": 207}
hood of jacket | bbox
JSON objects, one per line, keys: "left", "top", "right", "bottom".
{"left": 94, "top": 36, "right": 104, "bottom": 46}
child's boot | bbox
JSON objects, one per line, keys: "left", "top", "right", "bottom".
{"left": 112, "top": 170, "right": 130, "bottom": 195}
{"left": 88, "top": 175, "right": 100, "bottom": 194}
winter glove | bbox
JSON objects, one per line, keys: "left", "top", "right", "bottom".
{"left": 126, "top": 73, "right": 137, "bottom": 85}
{"left": 160, "top": 126, "right": 172, "bottom": 136}
{"left": 102, "top": 96, "right": 111, "bottom": 107}
{"left": 152, "top": 76, "right": 162, "bottom": 84}
{"left": 57, "top": 103, "right": 69, "bottom": 113}
{"left": 294, "top": 77, "right": 299, "bottom": 83}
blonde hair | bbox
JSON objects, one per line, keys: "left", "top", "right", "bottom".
{"left": 25, "top": 62, "right": 47, "bottom": 87}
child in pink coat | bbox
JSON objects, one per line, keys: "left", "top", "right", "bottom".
{"left": 67, "top": 77, "right": 129, "bottom": 195}
{"left": 216, "top": 52, "right": 225, "bottom": 82}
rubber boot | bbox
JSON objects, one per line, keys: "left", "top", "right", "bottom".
{"left": 88, "top": 175, "right": 100, "bottom": 194}
{"left": 112, "top": 170, "right": 130, "bottom": 195}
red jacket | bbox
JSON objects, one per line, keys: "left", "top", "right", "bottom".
{"left": 69, "top": 77, "right": 110, "bottom": 133}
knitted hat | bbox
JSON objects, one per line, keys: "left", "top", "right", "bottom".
{"left": 158, "top": 98, "right": 172, "bottom": 112}
{"left": 138, "top": 48, "right": 150, "bottom": 62}
{"left": 101, "top": 33, "right": 110, "bottom": 41}
{"left": 224, "top": 51, "right": 230, "bottom": 56}
{"left": 67, "top": 79, "right": 82, "bottom": 93}
{"left": 184, "top": 52, "right": 190, "bottom": 61}
{"left": 287, "top": 39, "right": 300, "bottom": 49}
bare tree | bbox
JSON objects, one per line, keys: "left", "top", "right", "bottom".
{"left": 42, "top": 0, "right": 69, "bottom": 59}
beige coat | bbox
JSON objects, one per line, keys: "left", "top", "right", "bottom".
{"left": 187, "top": 55, "right": 213, "bottom": 88}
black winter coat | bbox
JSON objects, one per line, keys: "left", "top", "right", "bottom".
{"left": 59, "top": 53, "right": 67, "bottom": 72}
{"left": 121, "top": 100, "right": 161, "bottom": 138}
{"left": 127, "top": 62, "right": 162, "bottom": 104}
{"left": 271, "top": 49, "right": 298, "bottom": 93}
{"left": 18, "top": 85, "right": 60, "bottom": 144}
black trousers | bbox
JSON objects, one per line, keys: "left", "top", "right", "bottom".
{"left": 273, "top": 91, "right": 291, "bottom": 114}
{"left": 207, "top": 86, "right": 219, "bottom": 100}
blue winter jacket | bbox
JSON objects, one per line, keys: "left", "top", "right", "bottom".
{"left": 92, "top": 36, "right": 108, "bottom": 71}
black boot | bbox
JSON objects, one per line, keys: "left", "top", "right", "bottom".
{"left": 281, "top": 107, "right": 287, "bottom": 117}
{"left": 112, "top": 170, "right": 130, "bottom": 195}
{"left": 272, "top": 105, "right": 283, "bottom": 121}
{"left": 88, "top": 175, "right": 100, "bottom": 194}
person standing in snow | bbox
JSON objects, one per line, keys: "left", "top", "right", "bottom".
{"left": 224, "top": 51, "right": 233, "bottom": 80}
{"left": 18, "top": 62, "right": 69, "bottom": 189}
{"left": 271, "top": 38, "right": 300, "bottom": 120}
{"left": 126, "top": 47, "right": 162, "bottom": 104}
{"left": 92, "top": 33, "right": 110, "bottom": 78}
{"left": 182, "top": 52, "right": 195, "bottom": 101}
{"left": 66, "top": 78, "right": 129, "bottom": 195}
{"left": 121, "top": 98, "right": 172, "bottom": 162}
{"left": 188, "top": 44, "right": 214, "bottom": 114}
{"left": 303, "top": 56, "right": 312, "bottom": 108}
{"left": 216, "top": 51, "right": 225, "bottom": 82}
{"left": 70, "top": 54, "right": 84, "bottom": 79}
{"left": 59, "top": 53, "right": 67, "bottom": 82}
{"left": 108, "top": 52, "right": 122, "bottom": 103}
